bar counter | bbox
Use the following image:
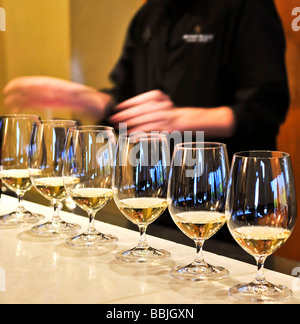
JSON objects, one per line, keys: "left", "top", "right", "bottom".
{"left": 0, "top": 194, "right": 299, "bottom": 304}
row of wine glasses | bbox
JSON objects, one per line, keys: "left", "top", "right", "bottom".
{"left": 169, "top": 143, "right": 297, "bottom": 301}
{"left": 0, "top": 114, "right": 297, "bottom": 302}
{"left": 28, "top": 119, "right": 118, "bottom": 245}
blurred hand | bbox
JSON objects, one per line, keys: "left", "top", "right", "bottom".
{"left": 3, "top": 76, "right": 111, "bottom": 119}
{"left": 109, "top": 89, "right": 235, "bottom": 137}
{"left": 4, "top": 76, "right": 79, "bottom": 112}
{"left": 109, "top": 90, "right": 180, "bottom": 132}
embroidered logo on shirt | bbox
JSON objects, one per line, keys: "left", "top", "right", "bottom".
{"left": 182, "top": 33, "right": 214, "bottom": 43}
{"left": 183, "top": 25, "right": 214, "bottom": 43}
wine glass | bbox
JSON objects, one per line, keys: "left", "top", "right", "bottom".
{"left": 226, "top": 151, "right": 297, "bottom": 302}
{"left": 0, "top": 114, "right": 44, "bottom": 226}
{"left": 63, "top": 125, "right": 118, "bottom": 247}
{"left": 113, "top": 132, "right": 171, "bottom": 262}
{"left": 29, "top": 119, "right": 81, "bottom": 236}
{"left": 168, "top": 142, "right": 229, "bottom": 281}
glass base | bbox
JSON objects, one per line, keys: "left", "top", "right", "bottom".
{"left": 66, "top": 230, "right": 118, "bottom": 248}
{"left": 0, "top": 210, "right": 44, "bottom": 227}
{"left": 170, "top": 262, "right": 229, "bottom": 281}
{"left": 31, "top": 219, "right": 81, "bottom": 237}
{"left": 229, "top": 280, "right": 292, "bottom": 302}
{"left": 116, "top": 245, "right": 171, "bottom": 263}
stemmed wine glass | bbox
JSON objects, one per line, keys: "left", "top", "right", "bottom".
{"left": 0, "top": 114, "right": 44, "bottom": 226}
{"left": 226, "top": 151, "right": 297, "bottom": 302}
{"left": 29, "top": 120, "right": 81, "bottom": 236}
{"left": 168, "top": 142, "right": 229, "bottom": 281}
{"left": 63, "top": 125, "right": 118, "bottom": 247}
{"left": 113, "top": 132, "right": 171, "bottom": 262}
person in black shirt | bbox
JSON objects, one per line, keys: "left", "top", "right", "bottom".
{"left": 4, "top": 0, "right": 289, "bottom": 161}
{"left": 105, "top": 0, "right": 289, "bottom": 159}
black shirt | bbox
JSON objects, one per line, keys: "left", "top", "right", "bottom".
{"left": 103, "top": 0, "right": 289, "bottom": 160}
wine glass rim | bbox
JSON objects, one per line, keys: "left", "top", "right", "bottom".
{"left": 70, "top": 125, "right": 115, "bottom": 132}
{"left": 234, "top": 150, "right": 290, "bottom": 159}
{"left": 42, "top": 119, "right": 77, "bottom": 124}
{"left": 175, "top": 142, "right": 227, "bottom": 150}
{"left": 2, "top": 114, "right": 40, "bottom": 119}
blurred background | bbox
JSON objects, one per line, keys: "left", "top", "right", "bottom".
{"left": 0, "top": 0, "right": 299, "bottom": 262}
{"left": 0, "top": 0, "right": 142, "bottom": 122}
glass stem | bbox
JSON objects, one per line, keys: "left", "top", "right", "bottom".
{"left": 52, "top": 201, "right": 61, "bottom": 224}
{"left": 86, "top": 211, "right": 97, "bottom": 234}
{"left": 16, "top": 192, "right": 26, "bottom": 218}
{"left": 193, "top": 239, "right": 206, "bottom": 265}
{"left": 254, "top": 255, "right": 267, "bottom": 284}
{"left": 137, "top": 224, "right": 149, "bottom": 249}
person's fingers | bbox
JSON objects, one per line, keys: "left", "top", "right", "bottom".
{"left": 115, "top": 110, "right": 172, "bottom": 129}
{"left": 110, "top": 100, "right": 173, "bottom": 124}
{"left": 115, "top": 90, "right": 169, "bottom": 110}
{"left": 3, "top": 77, "right": 25, "bottom": 95}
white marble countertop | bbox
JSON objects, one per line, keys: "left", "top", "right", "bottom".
{"left": 0, "top": 194, "right": 299, "bottom": 304}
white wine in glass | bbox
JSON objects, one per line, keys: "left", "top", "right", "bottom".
{"left": 168, "top": 142, "right": 229, "bottom": 281}
{"left": 117, "top": 197, "right": 168, "bottom": 225}
{"left": 29, "top": 120, "right": 81, "bottom": 236}
{"left": 63, "top": 126, "right": 118, "bottom": 247}
{"left": 70, "top": 188, "right": 113, "bottom": 213}
{"left": 113, "top": 133, "right": 170, "bottom": 262}
{"left": 171, "top": 211, "right": 227, "bottom": 242}
{"left": 0, "top": 114, "right": 44, "bottom": 226}
{"left": 226, "top": 150, "right": 297, "bottom": 302}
